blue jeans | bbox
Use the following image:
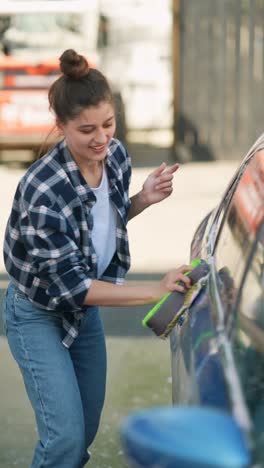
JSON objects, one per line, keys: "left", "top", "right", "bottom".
{"left": 3, "top": 282, "right": 107, "bottom": 468}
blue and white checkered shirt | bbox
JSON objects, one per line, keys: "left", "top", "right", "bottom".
{"left": 4, "top": 138, "right": 131, "bottom": 347}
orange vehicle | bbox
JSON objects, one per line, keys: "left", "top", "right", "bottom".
{"left": 0, "top": 55, "right": 61, "bottom": 155}
{"left": 0, "top": 1, "right": 101, "bottom": 160}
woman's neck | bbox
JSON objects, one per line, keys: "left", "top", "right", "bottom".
{"left": 80, "top": 161, "right": 104, "bottom": 188}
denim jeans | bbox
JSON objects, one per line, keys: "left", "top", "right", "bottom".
{"left": 3, "top": 282, "right": 107, "bottom": 468}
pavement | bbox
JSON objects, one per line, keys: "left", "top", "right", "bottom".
{"left": 127, "top": 159, "right": 238, "bottom": 273}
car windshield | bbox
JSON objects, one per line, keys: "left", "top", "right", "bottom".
{"left": 1, "top": 11, "right": 97, "bottom": 56}
{"left": 13, "top": 14, "right": 60, "bottom": 33}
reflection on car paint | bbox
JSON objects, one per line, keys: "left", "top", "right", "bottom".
{"left": 232, "top": 150, "right": 264, "bottom": 237}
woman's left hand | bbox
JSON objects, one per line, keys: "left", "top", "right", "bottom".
{"left": 142, "top": 162, "right": 180, "bottom": 206}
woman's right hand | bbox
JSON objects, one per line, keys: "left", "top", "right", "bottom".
{"left": 156, "top": 264, "right": 193, "bottom": 298}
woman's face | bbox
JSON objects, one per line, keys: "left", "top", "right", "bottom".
{"left": 58, "top": 101, "right": 116, "bottom": 166}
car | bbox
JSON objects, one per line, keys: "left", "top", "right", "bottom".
{"left": 121, "top": 134, "right": 264, "bottom": 467}
{"left": 0, "top": 1, "right": 127, "bottom": 162}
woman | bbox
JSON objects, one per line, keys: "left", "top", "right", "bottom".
{"left": 3, "top": 49, "right": 191, "bottom": 467}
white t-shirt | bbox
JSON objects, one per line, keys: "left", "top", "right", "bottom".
{"left": 91, "top": 165, "right": 117, "bottom": 278}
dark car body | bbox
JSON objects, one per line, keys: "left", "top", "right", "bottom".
{"left": 170, "top": 136, "right": 264, "bottom": 466}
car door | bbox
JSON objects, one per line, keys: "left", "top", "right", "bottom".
{"left": 170, "top": 152, "right": 250, "bottom": 407}
{"left": 207, "top": 149, "right": 264, "bottom": 436}
{"left": 170, "top": 144, "right": 264, "bottom": 437}
{"left": 231, "top": 223, "right": 264, "bottom": 466}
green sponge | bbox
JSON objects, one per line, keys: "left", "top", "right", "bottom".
{"left": 142, "top": 258, "right": 209, "bottom": 338}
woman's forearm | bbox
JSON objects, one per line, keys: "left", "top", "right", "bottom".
{"left": 83, "top": 265, "right": 193, "bottom": 308}
{"left": 83, "top": 279, "right": 159, "bottom": 307}
{"left": 128, "top": 191, "right": 149, "bottom": 220}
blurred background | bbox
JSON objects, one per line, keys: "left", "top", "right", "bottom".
{"left": 0, "top": 0, "right": 263, "bottom": 467}
{"left": 1, "top": 0, "right": 264, "bottom": 164}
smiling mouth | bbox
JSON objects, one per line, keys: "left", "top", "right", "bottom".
{"left": 90, "top": 144, "right": 106, "bottom": 153}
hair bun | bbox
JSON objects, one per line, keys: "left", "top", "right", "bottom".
{"left": 59, "top": 49, "right": 89, "bottom": 79}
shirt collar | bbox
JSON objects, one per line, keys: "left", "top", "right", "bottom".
{"left": 57, "top": 140, "right": 95, "bottom": 204}
{"left": 56, "top": 139, "right": 121, "bottom": 203}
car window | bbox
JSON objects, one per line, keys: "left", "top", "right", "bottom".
{"left": 203, "top": 158, "right": 248, "bottom": 257}
{"left": 206, "top": 177, "right": 239, "bottom": 255}
{"left": 214, "top": 151, "right": 264, "bottom": 312}
{"left": 232, "top": 226, "right": 264, "bottom": 464}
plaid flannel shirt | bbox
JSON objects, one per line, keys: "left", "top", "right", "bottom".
{"left": 4, "top": 138, "right": 131, "bottom": 347}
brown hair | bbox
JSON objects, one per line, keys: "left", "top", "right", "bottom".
{"left": 48, "top": 49, "right": 114, "bottom": 123}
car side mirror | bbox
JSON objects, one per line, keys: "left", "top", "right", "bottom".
{"left": 120, "top": 406, "right": 251, "bottom": 467}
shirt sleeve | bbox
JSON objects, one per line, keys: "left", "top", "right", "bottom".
{"left": 117, "top": 140, "right": 132, "bottom": 215}
{"left": 120, "top": 140, "right": 132, "bottom": 188}
{"left": 20, "top": 204, "right": 92, "bottom": 311}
